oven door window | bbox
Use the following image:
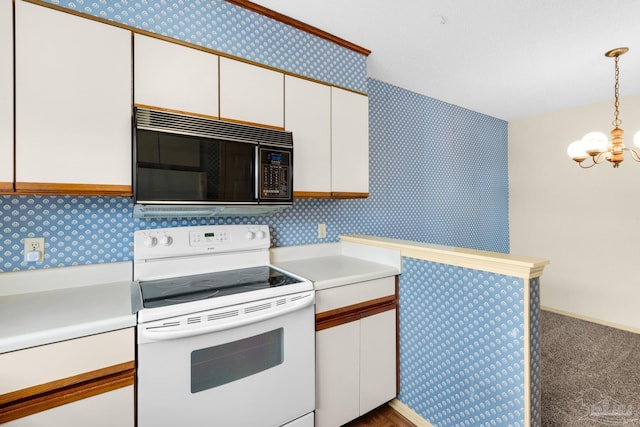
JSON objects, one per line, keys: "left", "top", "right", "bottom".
{"left": 190, "top": 328, "right": 283, "bottom": 393}
{"left": 135, "top": 129, "right": 256, "bottom": 202}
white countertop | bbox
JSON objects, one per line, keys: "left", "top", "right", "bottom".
{"left": 271, "top": 242, "right": 401, "bottom": 290}
{"left": 0, "top": 262, "right": 135, "bottom": 354}
{"left": 275, "top": 256, "right": 399, "bottom": 290}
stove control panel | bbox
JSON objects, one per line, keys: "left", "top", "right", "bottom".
{"left": 133, "top": 225, "right": 271, "bottom": 261}
{"left": 190, "top": 230, "right": 230, "bottom": 246}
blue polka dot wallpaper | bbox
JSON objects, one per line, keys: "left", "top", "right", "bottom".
{"left": 398, "top": 258, "right": 526, "bottom": 427}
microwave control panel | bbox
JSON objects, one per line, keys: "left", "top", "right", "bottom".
{"left": 260, "top": 149, "right": 291, "bottom": 199}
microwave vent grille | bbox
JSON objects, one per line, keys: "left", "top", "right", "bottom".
{"left": 135, "top": 107, "right": 292, "bottom": 146}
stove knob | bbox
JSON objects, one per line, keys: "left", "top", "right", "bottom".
{"left": 158, "top": 235, "right": 173, "bottom": 246}
{"left": 245, "top": 231, "right": 255, "bottom": 240}
{"left": 255, "top": 230, "right": 266, "bottom": 240}
{"left": 143, "top": 236, "right": 158, "bottom": 247}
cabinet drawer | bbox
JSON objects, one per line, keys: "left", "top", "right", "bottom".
{"left": 0, "top": 328, "right": 134, "bottom": 396}
{"left": 315, "top": 276, "right": 395, "bottom": 314}
{"left": 3, "top": 385, "right": 134, "bottom": 427}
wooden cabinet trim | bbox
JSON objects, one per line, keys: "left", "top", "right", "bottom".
{"left": 294, "top": 191, "right": 370, "bottom": 199}
{"left": 0, "top": 182, "right": 14, "bottom": 194}
{"left": 226, "top": 0, "right": 371, "bottom": 57}
{"left": 0, "top": 361, "right": 134, "bottom": 423}
{"left": 331, "top": 192, "right": 369, "bottom": 199}
{"left": 294, "top": 191, "right": 332, "bottom": 199}
{"left": 14, "top": 182, "right": 133, "bottom": 196}
{"left": 316, "top": 295, "right": 396, "bottom": 331}
{"left": 218, "top": 116, "right": 285, "bottom": 131}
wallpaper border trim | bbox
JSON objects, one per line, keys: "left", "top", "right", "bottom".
{"left": 226, "top": 0, "right": 371, "bottom": 56}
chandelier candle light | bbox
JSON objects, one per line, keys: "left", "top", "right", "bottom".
{"left": 567, "top": 47, "right": 640, "bottom": 168}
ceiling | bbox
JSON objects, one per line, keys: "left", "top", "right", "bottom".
{"left": 250, "top": 0, "right": 640, "bottom": 121}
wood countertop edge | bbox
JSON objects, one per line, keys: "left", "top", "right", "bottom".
{"left": 340, "top": 235, "right": 549, "bottom": 280}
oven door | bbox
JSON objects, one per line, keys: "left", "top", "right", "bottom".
{"left": 136, "top": 292, "right": 315, "bottom": 427}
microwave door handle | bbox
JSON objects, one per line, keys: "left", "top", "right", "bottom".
{"left": 254, "top": 146, "right": 260, "bottom": 201}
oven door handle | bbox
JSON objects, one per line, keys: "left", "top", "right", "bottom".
{"left": 139, "top": 291, "right": 314, "bottom": 341}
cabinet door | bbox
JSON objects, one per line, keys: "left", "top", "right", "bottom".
{"left": 331, "top": 87, "right": 369, "bottom": 195}
{"left": 360, "top": 309, "right": 397, "bottom": 415}
{"left": 284, "top": 75, "right": 331, "bottom": 195}
{"left": 0, "top": 0, "right": 13, "bottom": 192}
{"left": 134, "top": 34, "right": 218, "bottom": 118}
{"left": 15, "top": 1, "right": 132, "bottom": 189}
{"left": 315, "top": 321, "right": 360, "bottom": 427}
{"left": 219, "top": 57, "right": 284, "bottom": 128}
{"left": 4, "top": 386, "right": 134, "bottom": 427}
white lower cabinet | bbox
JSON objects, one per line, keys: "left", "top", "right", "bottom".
{"left": 3, "top": 386, "right": 134, "bottom": 427}
{"left": 0, "top": 328, "right": 135, "bottom": 426}
{"left": 359, "top": 309, "right": 397, "bottom": 414}
{"left": 315, "top": 277, "right": 397, "bottom": 427}
{"left": 316, "top": 321, "right": 361, "bottom": 427}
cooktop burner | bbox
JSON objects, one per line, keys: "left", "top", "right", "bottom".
{"left": 139, "top": 265, "right": 303, "bottom": 309}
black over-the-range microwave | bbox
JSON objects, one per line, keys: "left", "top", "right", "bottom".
{"left": 132, "top": 107, "right": 293, "bottom": 218}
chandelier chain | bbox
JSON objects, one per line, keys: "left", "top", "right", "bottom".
{"left": 613, "top": 55, "right": 621, "bottom": 128}
{"left": 567, "top": 47, "right": 640, "bottom": 169}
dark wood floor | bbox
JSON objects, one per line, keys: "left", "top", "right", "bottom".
{"left": 344, "top": 403, "right": 417, "bottom": 427}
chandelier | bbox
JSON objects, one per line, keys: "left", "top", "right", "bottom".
{"left": 567, "top": 47, "right": 640, "bottom": 168}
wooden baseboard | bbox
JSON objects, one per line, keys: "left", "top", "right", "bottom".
{"left": 541, "top": 305, "right": 640, "bottom": 334}
{"left": 387, "top": 399, "right": 435, "bottom": 427}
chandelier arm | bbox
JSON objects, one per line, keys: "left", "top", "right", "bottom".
{"left": 624, "top": 147, "right": 640, "bottom": 162}
{"left": 578, "top": 158, "right": 599, "bottom": 169}
{"left": 593, "top": 153, "right": 606, "bottom": 165}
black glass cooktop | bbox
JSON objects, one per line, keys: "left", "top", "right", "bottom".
{"left": 139, "top": 265, "right": 302, "bottom": 309}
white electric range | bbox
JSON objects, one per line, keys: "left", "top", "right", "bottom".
{"left": 133, "top": 224, "right": 314, "bottom": 427}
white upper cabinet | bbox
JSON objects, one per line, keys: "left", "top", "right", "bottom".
{"left": 284, "top": 75, "right": 331, "bottom": 195}
{"left": 134, "top": 34, "right": 219, "bottom": 118}
{"left": 219, "top": 57, "right": 284, "bottom": 128}
{"left": 14, "top": 0, "right": 132, "bottom": 189}
{"left": 331, "top": 87, "right": 369, "bottom": 195}
{"left": 284, "top": 78, "right": 369, "bottom": 198}
{"left": 0, "top": 0, "right": 13, "bottom": 191}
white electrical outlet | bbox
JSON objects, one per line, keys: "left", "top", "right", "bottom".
{"left": 318, "top": 223, "right": 327, "bottom": 239}
{"left": 24, "top": 237, "right": 45, "bottom": 263}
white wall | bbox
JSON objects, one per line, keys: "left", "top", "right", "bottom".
{"left": 509, "top": 93, "right": 640, "bottom": 331}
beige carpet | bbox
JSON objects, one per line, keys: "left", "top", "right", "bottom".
{"left": 541, "top": 310, "right": 640, "bottom": 426}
